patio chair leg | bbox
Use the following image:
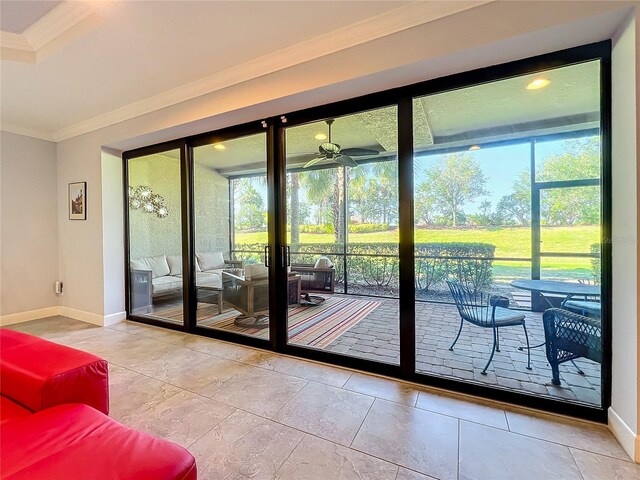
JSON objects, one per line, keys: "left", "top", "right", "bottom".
{"left": 495, "top": 328, "right": 500, "bottom": 352}
{"left": 449, "top": 318, "right": 464, "bottom": 351}
{"left": 550, "top": 360, "right": 561, "bottom": 386}
{"left": 522, "top": 322, "right": 532, "bottom": 370}
{"left": 481, "top": 328, "right": 497, "bottom": 375}
{"left": 570, "top": 359, "right": 585, "bottom": 375}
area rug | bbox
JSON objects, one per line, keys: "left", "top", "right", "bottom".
{"left": 156, "top": 296, "right": 380, "bottom": 348}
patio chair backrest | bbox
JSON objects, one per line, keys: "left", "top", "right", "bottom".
{"left": 446, "top": 280, "right": 493, "bottom": 328}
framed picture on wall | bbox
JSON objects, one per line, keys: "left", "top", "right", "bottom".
{"left": 69, "top": 182, "right": 87, "bottom": 220}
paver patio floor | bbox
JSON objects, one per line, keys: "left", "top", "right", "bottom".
{"left": 320, "top": 294, "right": 601, "bottom": 406}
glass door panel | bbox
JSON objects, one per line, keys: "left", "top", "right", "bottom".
{"left": 412, "top": 59, "right": 604, "bottom": 408}
{"left": 284, "top": 106, "right": 400, "bottom": 364}
{"left": 192, "top": 132, "right": 270, "bottom": 340}
{"left": 127, "top": 148, "right": 184, "bottom": 325}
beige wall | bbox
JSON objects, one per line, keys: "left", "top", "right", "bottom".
{"left": 0, "top": 131, "right": 59, "bottom": 316}
{"left": 610, "top": 9, "right": 640, "bottom": 460}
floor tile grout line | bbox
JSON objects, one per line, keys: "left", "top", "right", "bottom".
{"left": 567, "top": 446, "right": 587, "bottom": 480}
{"left": 458, "top": 417, "right": 632, "bottom": 464}
{"left": 271, "top": 430, "right": 307, "bottom": 477}
{"left": 348, "top": 396, "right": 376, "bottom": 449}
{"left": 266, "top": 379, "right": 311, "bottom": 421}
{"left": 456, "top": 419, "right": 461, "bottom": 480}
{"left": 185, "top": 407, "right": 238, "bottom": 451}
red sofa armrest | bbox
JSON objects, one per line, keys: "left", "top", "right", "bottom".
{"left": 0, "top": 329, "right": 109, "bottom": 414}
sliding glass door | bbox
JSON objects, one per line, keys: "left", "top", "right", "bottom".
{"left": 126, "top": 145, "right": 186, "bottom": 326}
{"left": 283, "top": 106, "right": 400, "bottom": 365}
{"left": 411, "top": 60, "right": 604, "bottom": 407}
{"left": 192, "top": 130, "right": 272, "bottom": 341}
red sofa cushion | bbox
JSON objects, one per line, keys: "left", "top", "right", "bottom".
{"left": 0, "top": 395, "right": 31, "bottom": 425}
{"left": 1, "top": 403, "right": 197, "bottom": 480}
{"left": 0, "top": 329, "right": 109, "bottom": 414}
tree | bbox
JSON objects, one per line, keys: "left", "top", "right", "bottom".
{"left": 414, "top": 182, "right": 437, "bottom": 225}
{"left": 498, "top": 170, "right": 531, "bottom": 226}
{"left": 300, "top": 168, "right": 345, "bottom": 242}
{"left": 234, "top": 179, "right": 265, "bottom": 230}
{"left": 370, "top": 161, "right": 398, "bottom": 225}
{"left": 289, "top": 173, "right": 300, "bottom": 245}
{"left": 537, "top": 138, "right": 600, "bottom": 225}
{"left": 425, "top": 153, "right": 487, "bottom": 226}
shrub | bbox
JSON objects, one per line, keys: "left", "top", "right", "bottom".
{"left": 347, "top": 223, "right": 389, "bottom": 234}
{"left": 300, "top": 224, "right": 334, "bottom": 234}
{"left": 234, "top": 241, "right": 495, "bottom": 294}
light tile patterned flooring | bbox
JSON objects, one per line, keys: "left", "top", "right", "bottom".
{"left": 10, "top": 317, "right": 636, "bottom": 480}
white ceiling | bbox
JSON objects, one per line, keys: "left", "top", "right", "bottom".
{"left": 2, "top": 0, "right": 459, "bottom": 140}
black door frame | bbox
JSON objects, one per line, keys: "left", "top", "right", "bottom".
{"left": 122, "top": 40, "right": 612, "bottom": 423}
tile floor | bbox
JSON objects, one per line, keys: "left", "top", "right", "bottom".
{"left": 8, "top": 316, "right": 637, "bottom": 480}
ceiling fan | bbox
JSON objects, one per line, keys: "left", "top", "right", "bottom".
{"left": 303, "top": 119, "right": 379, "bottom": 168}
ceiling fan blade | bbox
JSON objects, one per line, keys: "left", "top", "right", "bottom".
{"left": 340, "top": 147, "right": 379, "bottom": 157}
{"left": 303, "top": 156, "right": 326, "bottom": 168}
{"left": 335, "top": 155, "right": 358, "bottom": 168}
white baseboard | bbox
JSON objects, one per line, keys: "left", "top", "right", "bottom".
{"left": 59, "top": 307, "right": 105, "bottom": 326}
{"left": 0, "top": 306, "right": 62, "bottom": 326}
{"left": 103, "top": 311, "right": 126, "bottom": 326}
{"left": 609, "top": 407, "right": 638, "bottom": 461}
{"left": 0, "top": 306, "right": 127, "bottom": 327}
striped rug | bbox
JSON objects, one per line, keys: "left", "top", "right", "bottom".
{"left": 188, "top": 296, "right": 380, "bottom": 347}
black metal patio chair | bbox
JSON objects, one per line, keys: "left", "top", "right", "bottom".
{"left": 447, "top": 280, "right": 531, "bottom": 375}
{"left": 542, "top": 308, "right": 602, "bottom": 386}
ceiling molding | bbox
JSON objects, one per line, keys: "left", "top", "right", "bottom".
{"left": 1, "top": 124, "right": 56, "bottom": 142}
{"left": 51, "top": 0, "right": 490, "bottom": 142}
{"left": 0, "top": 1, "right": 100, "bottom": 64}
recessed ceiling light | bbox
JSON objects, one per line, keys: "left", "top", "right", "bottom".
{"left": 469, "top": 145, "right": 481, "bottom": 151}
{"left": 526, "top": 78, "right": 550, "bottom": 90}
{"left": 314, "top": 133, "right": 327, "bottom": 140}
{"left": 214, "top": 144, "right": 226, "bottom": 150}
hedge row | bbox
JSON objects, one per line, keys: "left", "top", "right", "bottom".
{"left": 234, "top": 242, "right": 495, "bottom": 293}
{"left": 285, "top": 223, "right": 390, "bottom": 234}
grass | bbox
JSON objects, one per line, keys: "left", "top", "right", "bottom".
{"left": 235, "top": 225, "right": 600, "bottom": 272}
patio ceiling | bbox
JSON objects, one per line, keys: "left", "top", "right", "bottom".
{"left": 188, "top": 60, "right": 600, "bottom": 177}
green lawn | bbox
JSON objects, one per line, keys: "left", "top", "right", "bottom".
{"left": 235, "top": 225, "right": 600, "bottom": 272}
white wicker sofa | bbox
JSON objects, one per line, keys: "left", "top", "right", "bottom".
{"left": 130, "top": 252, "right": 241, "bottom": 312}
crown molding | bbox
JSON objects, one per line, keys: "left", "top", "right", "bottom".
{"left": 1, "top": 124, "right": 56, "bottom": 142}
{"left": 51, "top": 0, "right": 490, "bottom": 142}
{"left": 0, "top": 1, "right": 99, "bottom": 64}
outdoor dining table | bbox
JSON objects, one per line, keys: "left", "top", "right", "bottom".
{"left": 510, "top": 279, "right": 600, "bottom": 307}
{"left": 509, "top": 279, "right": 601, "bottom": 351}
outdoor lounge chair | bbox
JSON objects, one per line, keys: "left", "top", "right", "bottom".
{"left": 542, "top": 308, "right": 602, "bottom": 386}
{"left": 447, "top": 280, "right": 532, "bottom": 375}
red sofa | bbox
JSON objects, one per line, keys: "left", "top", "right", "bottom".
{"left": 0, "top": 329, "right": 197, "bottom": 480}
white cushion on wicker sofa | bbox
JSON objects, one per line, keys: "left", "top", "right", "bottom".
{"left": 131, "top": 255, "right": 171, "bottom": 279}
{"left": 196, "top": 252, "right": 226, "bottom": 272}
{"left": 131, "top": 253, "right": 227, "bottom": 296}
{"left": 151, "top": 275, "right": 184, "bottom": 294}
